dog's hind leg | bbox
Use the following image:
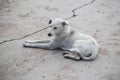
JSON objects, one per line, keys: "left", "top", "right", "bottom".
{"left": 25, "top": 40, "right": 51, "bottom": 43}
{"left": 63, "top": 51, "right": 80, "bottom": 61}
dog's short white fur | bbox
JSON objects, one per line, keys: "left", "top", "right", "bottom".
{"left": 23, "top": 18, "right": 99, "bottom": 61}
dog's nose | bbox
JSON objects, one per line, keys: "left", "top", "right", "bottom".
{"left": 48, "top": 33, "right": 52, "bottom": 36}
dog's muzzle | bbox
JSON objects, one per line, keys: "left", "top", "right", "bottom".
{"left": 48, "top": 33, "right": 52, "bottom": 37}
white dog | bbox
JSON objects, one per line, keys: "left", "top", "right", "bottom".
{"left": 23, "top": 18, "right": 99, "bottom": 61}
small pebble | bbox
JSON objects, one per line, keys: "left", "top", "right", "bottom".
{"left": 42, "top": 76, "right": 45, "bottom": 78}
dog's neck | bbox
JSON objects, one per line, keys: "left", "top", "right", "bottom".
{"left": 55, "top": 26, "right": 74, "bottom": 38}
{"left": 64, "top": 26, "right": 74, "bottom": 35}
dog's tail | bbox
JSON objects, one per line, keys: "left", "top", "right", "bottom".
{"left": 68, "top": 48, "right": 98, "bottom": 61}
{"left": 79, "top": 51, "right": 97, "bottom": 61}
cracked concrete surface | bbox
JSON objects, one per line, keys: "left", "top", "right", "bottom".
{"left": 0, "top": 0, "right": 97, "bottom": 44}
{"left": 0, "top": 0, "right": 120, "bottom": 80}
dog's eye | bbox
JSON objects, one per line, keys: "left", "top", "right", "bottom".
{"left": 53, "top": 27, "right": 57, "bottom": 30}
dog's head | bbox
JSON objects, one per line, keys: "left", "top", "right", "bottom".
{"left": 48, "top": 18, "right": 68, "bottom": 37}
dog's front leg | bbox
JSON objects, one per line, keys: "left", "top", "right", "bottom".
{"left": 23, "top": 41, "right": 55, "bottom": 49}
{"left": 25, "top": 40, "right": 50, "bottom": 43}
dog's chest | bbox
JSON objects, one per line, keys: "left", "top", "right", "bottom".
{"left": 59, "top": 37, "right": 73, "bottom": 49}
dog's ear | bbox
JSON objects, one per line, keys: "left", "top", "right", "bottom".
{"left": 49, "top": 19, "right": 52, "bottom": 24}
{"left": 62, "top": 21, "right": 67, "bottom": 26}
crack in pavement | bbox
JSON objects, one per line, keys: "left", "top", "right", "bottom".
{"left": 0, "top": 0, "right": 96, "bottom": 45}
{"left": 65, "top": 0, "right": 96, "bottom": 20}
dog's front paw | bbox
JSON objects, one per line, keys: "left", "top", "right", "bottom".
{"left": 23, "top": 43, "right": 30, "bottom": 47}
{"left": 23, "top": 43, "right": 27, "bottom": 47}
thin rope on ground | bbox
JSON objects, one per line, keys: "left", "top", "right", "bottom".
{"left": 0, "top": 26, "right": 49, "bottom": 44}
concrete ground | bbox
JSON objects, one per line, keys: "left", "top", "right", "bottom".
{"left": 0, "top": 0, "right": 120, "bottom": 80}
